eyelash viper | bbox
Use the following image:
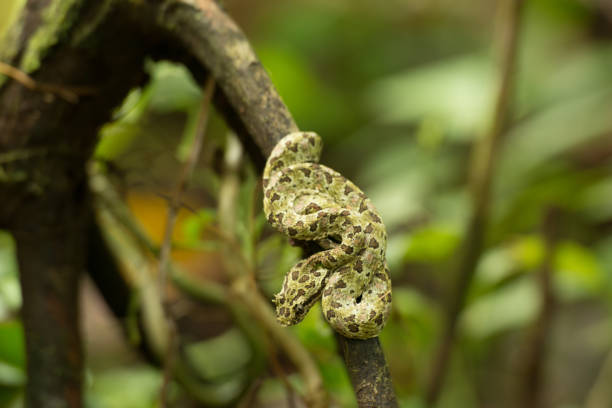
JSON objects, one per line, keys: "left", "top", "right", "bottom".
{"left": 262, "top": 132, "right": 391, "bottom": 339}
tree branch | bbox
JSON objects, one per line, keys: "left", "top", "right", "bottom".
{"left": 425, "top": 0, "right": 525, "bottom": 405}
{"left": 517, "top": 207, "right": 559, "bottom": 408}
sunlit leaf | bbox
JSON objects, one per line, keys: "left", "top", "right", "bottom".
{"left": 183, "top": 328, "right": 252, "bottom": 380}
{"left": 86, "top": 367, "right": 161, "bottom": 408}
{"left": 0, "top": 232, "right": 20, "bottom": 317}
{"left": 365, "top": 54, "right": 495, "bottom": 140}
{"left": 510, "top": 235, "right": 545, "bottom": 270}
{"left": 462, "top": 278, "right": 538, "bottom": 338}
{"left": 404, "top": 224, "right": 460, "bottom": 263}
{"left": 180, "top": 208, "right": 217, "bottom": 247}
{"left": 554, "top": 241, "right": 605, "bottom": 299}
{"left": 146, "top": 61, "right": 202, "bottom": 114}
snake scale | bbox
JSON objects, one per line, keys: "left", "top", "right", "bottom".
{"left": 262, "top": 132, "right": 392, "bottom": 339}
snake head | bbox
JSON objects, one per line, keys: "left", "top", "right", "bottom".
{"left": 276, "top": 300, "right": 309, "bottom": 327}
{"left": 274, "top": 289, "right": 315, "bottom": 327}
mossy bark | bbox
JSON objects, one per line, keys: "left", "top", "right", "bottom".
{"left": 0, "top": 1, "right": 153, "bottom": 406}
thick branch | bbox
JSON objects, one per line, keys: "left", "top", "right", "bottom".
{"left": 336, "top": 335, "right": 397, "bottom": 408}
{"left": 0, "top": 1, "right": 158, "bottom": 405}
{"left": 154, "top": 0, "right": 299, "bottom": 157}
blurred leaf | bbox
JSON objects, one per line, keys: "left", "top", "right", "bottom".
{"left": 388, "top": 287, "right": 439, "bottom": 350}
{"left": 498, "top": 89, "right": 612, "bottom": 194}
{"left": 595, "top": 234, "right": 612, "bottom": 284}
{"left": 318, "top": 356, "right": 355, "bottom": 407}
{"left": 554, "top": 241, "right": 605, "bottom": 299}
{"left": 180, "top": 208, "right": 217, "bottom": 248}
{"left": 86, "top": 367, "right": 161, "bottom": 408}
{"left": 352, "top": 138, "right": 461, "bottom": 229}
{"left": 95, "top": 122, "right": 142, "bottom": 161}
{"left": 0, "top": 231, "right": 20, "bottom": 317}
{"left": 577, "top": 175, "right": 612, "bottom": 222}
{"left": 0, "top": 363, "right": 24, "bottom": 386}
{"left": 404, "top": 224, "right": 460, "bottom": 263}
{"left": 0, "top": 321, "right": 24, "bottom": 371}
{"left": 0, "top": 0, "right": 25, "bottom": 45}
{"left": 365, "top": 54, "right": 495, "bottom": 140}
{"left": 256, "top": 234, "right": 301, "bottom": 296}
{"left": 293, "top": 303, "right": 335, "bottom": 351}
{"left": 95, "top": 86, "right": 154, "bottom": 160}
{"left": 183, "top": 328, "right": 252, "bottom": 380}
{"left": 0, "top": 321, "right": 25, "bottom": 393}
{"left": 510, "top": 235, "right": 545, "bottom": 270}
{"left": 472, "top": 246, "right": 519, "bottom": 290}
{"left": 146, "top": 61, "right": 202, "bottom": 114}
{"left": 462, "top": 278, "right": 538, "bottom": 338}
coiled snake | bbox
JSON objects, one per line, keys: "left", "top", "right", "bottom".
{"left": 263, "top": 132, "right": 392, "bottom": 339}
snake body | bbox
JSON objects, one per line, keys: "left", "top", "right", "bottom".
{"left": 263, "top": 132, "right": 391, "bottom": 339}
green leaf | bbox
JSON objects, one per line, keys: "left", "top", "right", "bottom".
{"left": 0, "top": 231, "right": 20, "bottom": 317}
{"left": 0, "top": 321, "right": 24, "bottom": 371}
{"left": 180, "top": 208, "right": 217, "bottom": 248}
{"left": 497, "top": 89, "right": 612, "bottom": 194}
{"left": 554, "top": 241, "right": 605, "bottom": 299}
{"left": 403, "top": 224, "right": 460, "bottom": 263}
{"left": 183, "top": 328, "right": 252, "bottom": 380}
{"left": 365, "top": 54, "right": 495, "bottom": 140}
{"left": 146, "top": 61, "right": 202, "bottom": 114}
{"left": 462, "top": 278, "right": 538, "bottom": 339}
{"left": 86, "top": 367, "right": 161, "bottom": 408}
{"left": 510, "top": 235, "right": 545, "bottom": 270}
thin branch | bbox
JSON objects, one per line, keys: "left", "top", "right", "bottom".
{"left": 217, "top": 132, "right": 322, "bottom": 407}
{"left": 158, "top": 77, "right": 215, "bottom": 407}
{"left": 425, "top": 0, "right": 524, "bottom": 405}
{"left": 0, "top": 61, "right": 97, "bottom": 103}
{"left": 517, "top": 207, "right": 559, "bottom": 408}
{"left": 158, "top": 77, "right": 215, "bottom": 288}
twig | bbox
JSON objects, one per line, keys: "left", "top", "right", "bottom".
{"left": 217, "top": 132, "right": 323, "bottom": 407}
{"left": 158, "top": 77, "right": 215, "bottom": 288}
{"left": 267, "top": 345, "right": 298, "bottom": 408}
{"left": 158, "top": 77, "right": 215, "bottom": 407}
{"left": 425, "top": 0, "right": 524, "bottom": 405}
{"left": 517, "top": 207, "right": 558, "bottom": 408}
{"left": 0, "top": 61, "right": 96, "bottom": 103}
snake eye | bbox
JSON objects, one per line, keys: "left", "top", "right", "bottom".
{"left": 295, "top": 304, "right": 305, "bottom": 316}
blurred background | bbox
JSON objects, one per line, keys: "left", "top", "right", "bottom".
{"left": 1, "top": 0, "right": 612, "bottom": 407}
